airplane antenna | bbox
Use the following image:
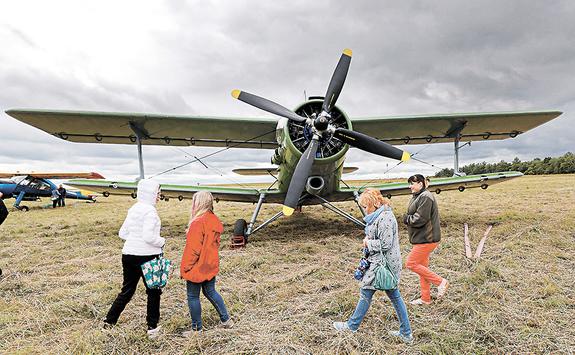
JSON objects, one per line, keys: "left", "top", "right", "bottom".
{"left": 304, "top": 90, "right": 307, "bottom": 101}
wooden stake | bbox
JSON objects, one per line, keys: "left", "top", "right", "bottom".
{"left": 464, "top": 223, "right": 472, "bottom": 258}
{"left": 474, "top": 224, "right": 493, "bottom": 259}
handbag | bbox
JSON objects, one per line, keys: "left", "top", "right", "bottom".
{"left": 373, "top": 240, "right": 398, "bottom": 291}
{"left": 141, "top": 254, "right": 172, "bottom": 289}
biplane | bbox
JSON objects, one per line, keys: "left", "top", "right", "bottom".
{"left": 5, "top": 49, "right": 562, "bottom": 243}
{"left": 0, "top": 172, "right": 103, "bottom": 211}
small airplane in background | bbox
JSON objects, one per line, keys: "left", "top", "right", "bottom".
{"left": 0, "top": 172, "right": 104, "bottom": 211}
{"left": 5, "top": 49, "right": 563, "bottom": 244}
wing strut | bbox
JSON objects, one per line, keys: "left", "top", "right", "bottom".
{"left": 129, "top": 121, "right": 149, "bottom": 180}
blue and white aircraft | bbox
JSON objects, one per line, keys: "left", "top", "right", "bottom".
{"left": 0, "top": 172, "right": 104, "bottom": 211}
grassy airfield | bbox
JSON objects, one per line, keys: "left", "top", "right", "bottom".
{"left": 1, "top": 174, "right": 574, "bottom": 354}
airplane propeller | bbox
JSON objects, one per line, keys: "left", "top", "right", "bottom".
{"left": 232, "top": 49, "right": 411, "bottom": 216}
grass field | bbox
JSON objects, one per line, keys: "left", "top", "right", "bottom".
{"left": 1, "top": 175, "right": 574, "bottom": 354}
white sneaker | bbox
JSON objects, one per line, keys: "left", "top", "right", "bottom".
{"left": 409, "top": 298, "right": 431, "bottom": 305}
{"left": 388, "top": 330, "right": 414, "bottom": 344}
{"left": 437, "top": 279, "right": 449, "bottom": 298}
{"left": 333, "top": 321, "right": 357, "bottom": 333}
{"left": 221, "top": 318, "right": 234, "bottom": 329}
{"left": 147, "top": 326, "right": 161, "bottom": 339}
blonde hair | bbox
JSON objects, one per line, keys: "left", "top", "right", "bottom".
{"left": 190, "top": 191, "right": 214, "bottom": 222}
{"left": 358, "top": 188, "right": 390, "bottom": 211}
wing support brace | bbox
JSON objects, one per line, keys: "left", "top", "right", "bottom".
{"left": 446, "top": 122, "right": 471, "bottom": 177}
{"left": 129, "top": 121, "right": 150, "bottom": 180}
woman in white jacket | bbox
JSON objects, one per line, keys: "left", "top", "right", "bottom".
{"left": 103, "top": 179, "right": 166, "bottom": 339}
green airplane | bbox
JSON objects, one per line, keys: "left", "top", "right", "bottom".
{"left": 5, "top": 49, "right": 562, "bottom": 245}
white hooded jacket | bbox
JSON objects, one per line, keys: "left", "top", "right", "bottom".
{"left": 119, "top": 179, "right": 165, "bottom": 255}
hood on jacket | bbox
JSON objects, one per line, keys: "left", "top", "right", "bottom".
{"left": 137, "top": 179, "right": 160, "bottom": 206}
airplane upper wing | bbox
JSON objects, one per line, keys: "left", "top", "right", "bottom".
{"left": 66, "top": 179, "right": 286, "bottom": 204}
{"left": 350, "top": 111, "right": 562, "bottom": 145}
{"left": 5, "top": 109, "right": 279, "bottom": 149}
{"left": 330, "top": 171, "right": 523, "bottom": 201}
{"left": 0, "top": 172, "right": 105, "bottom": 179}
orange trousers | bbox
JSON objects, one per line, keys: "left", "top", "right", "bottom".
{"left": 406, "top": 243, "right": 443, "bottom": 303}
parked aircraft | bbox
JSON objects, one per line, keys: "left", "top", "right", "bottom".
{"left": 0, "top": 172, "right": 104, "bottom": 211}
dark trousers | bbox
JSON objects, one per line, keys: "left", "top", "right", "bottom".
{"left": 52, "top": 199, "right": 58, "bottom": 208}
{"left": 57, "top": 197, "right": 65, "bottom": 207}
{"left": 105, "top": 254, "right": 162, "bottom": 329}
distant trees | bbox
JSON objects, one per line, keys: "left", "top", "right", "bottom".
{"left": 434, "top": 152, "right": 575, "bottom": 177}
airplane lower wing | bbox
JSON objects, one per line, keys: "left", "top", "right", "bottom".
{"left": 331, "top": 171, "right": 523, "bottom": 201}
{"left": 66, "top": 179, "right": 286, "bottom": 204}
{"left": 68, "top": 171, "right": 521, "bottom": 206}
{"left": 0, "top": 172, "right": 104, "bottom": 179}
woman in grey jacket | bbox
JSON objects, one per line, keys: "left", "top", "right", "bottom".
{"left": 333, "top": 189, "right": 412, "bottom": 343}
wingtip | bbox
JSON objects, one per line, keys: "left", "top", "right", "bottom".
{"left": 343, "top": 48, "right": 352, "bottom": 57}
{"left": 283, "top": 206, "right": 294, "bottom": 216}
{"left": 231, "top": 89, "right": 241, "bottom": 99}
{"left": 401, "top": 151, "right": 411, "bottom": 162}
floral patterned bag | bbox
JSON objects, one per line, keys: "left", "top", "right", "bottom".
{"left": 141, "top": 255, "right": 172, "bottom": 289}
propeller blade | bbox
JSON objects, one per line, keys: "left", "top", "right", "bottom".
{"left": 322, "top": 49, "right": 352, "bottom": 113}
{"left": 283, "top": 136, "right": 320, "bottom": 216}
{"left": 231, "top": 90, "right": 306, "bottom": 123}
{"left": 334, "top": 128, "right": 411, "bottom": 162}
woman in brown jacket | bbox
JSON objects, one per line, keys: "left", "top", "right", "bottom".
{"left": 404, "top": 174, "right": 449, "bottom": 305}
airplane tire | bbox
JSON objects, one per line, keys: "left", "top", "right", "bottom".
{"left": 233, "top": 219, "right": 247, "bottom": 237}
{"left": 178, "top": 195, "right": 184, "bottom": 201}
{"left": 435, "top": 189, "right": 441, "bottom": 194}
{"left": 164, "top": 197, "right": 170, "bottom": 202}
{"left": 103, "top": 191, "right": 110, "bottom": 197}
{"left": 481, "top": 184, "right": 489, "bottom": 190}
{"left": 458, "top": 186, "right": 466, "bottom": 192}
{"left": 131, "top": 192, "right": 137, "bottom": 199}
{"left": 0, "top": 268, "right": 2, "bottom": 277}
{"left": 20, "top": 206, "right": 29, "bottom": 212}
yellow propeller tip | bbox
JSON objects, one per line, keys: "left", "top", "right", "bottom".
{"left": 283, "top": 206, "right": 295, "bottom": 216}
{"left": 343, "top": 48, "right": 353, "bottom": 57}
{"left": 231, "top": 89, "right": 241, "bottom": 99}
{"left": 401, "top": 151, "right": 411, "bottom": 162}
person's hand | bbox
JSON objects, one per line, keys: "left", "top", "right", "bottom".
{"left": 362, "top": 237, "right": 369, "bottom": 248}
{"left": 402, "top": 214, "right": 410, "bottom": 225}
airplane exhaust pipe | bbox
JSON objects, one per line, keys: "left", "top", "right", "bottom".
{"left": 305, "top": 176, "right": 325, "bottom": 195}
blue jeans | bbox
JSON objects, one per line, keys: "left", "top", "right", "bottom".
{"left": 186, "top": 277, "right": 229, "bottom": 330}
{"left": 347, "top": 288, "right": 412, "bottom": 336}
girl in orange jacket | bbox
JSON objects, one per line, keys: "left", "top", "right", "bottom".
{"left": 180, "top": 191, "right": 233, "bottom": 335}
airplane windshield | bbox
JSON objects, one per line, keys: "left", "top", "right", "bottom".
{"left": 11, "top": 176, "right": 52, "bottom": 191}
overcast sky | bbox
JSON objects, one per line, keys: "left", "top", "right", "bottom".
{"left": 0, "top": 1, "right": 573, "bottom": 185}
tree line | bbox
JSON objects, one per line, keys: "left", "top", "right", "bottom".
{"left": 434, "top": 152, "right": 575, "bottom": 177}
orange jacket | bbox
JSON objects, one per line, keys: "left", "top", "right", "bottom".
{"left": 180, "top": 211, "right": 224, "bottom": 283}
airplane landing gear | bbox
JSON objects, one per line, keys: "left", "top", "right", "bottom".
{"left": 229, "top": 193, "right": 284, "bottom": 248}
{"left": 17, "top": 205, "right": 29, "bottom": 212}
{"left": 231, "top": 219, "right": 248, "bottom": 249}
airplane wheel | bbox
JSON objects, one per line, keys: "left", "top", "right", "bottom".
{"left": 103, "top": 191, "right": 110, "bottom": 197}
{"left": 231, "top": 219, "right": 248, "bottom": 248}
{"left": 0, "top": 268, "right": 2, "bottom": 277}
{"left": 178, "top": 195, "right": 184, "bottom": 201}
{"left": 458, "top": 186, "right": 466, "bottom": 192}
{"left": 481, "top": 184, "right": 489, "bottom": 190}
{"left": 164, "top": 197, "right": 170, "bottom": 202}
{"left": 131, "top": 192, "right": 137, "bottom": 199}
{"left": 435, "top": 189, "right": 441, "bottom": 194}
{"left": 19, "top": 206, "right": 29, "bottom": 212}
